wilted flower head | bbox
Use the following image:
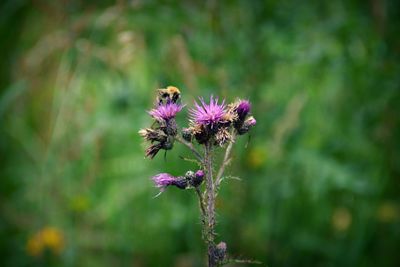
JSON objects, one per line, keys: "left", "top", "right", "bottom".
{"left": 215, "top": 126, "right": 232, "bottom": 146}
{"left": 189, "top": 96, "right": 226, "bottom": 127}
{"left": 152, "top": 173, "right": 187, "bottom": 192}
{"left": 148, "top": 102, "right": 183, "bottom": 122}
{"left": 138, "top": 128, "right": 167, "bottom": 143}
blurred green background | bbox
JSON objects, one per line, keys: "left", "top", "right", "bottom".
{"left": 1, "top": 0, "right": 400, "bottom": 266}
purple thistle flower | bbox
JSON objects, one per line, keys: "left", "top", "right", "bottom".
{"left": 236, "top": 100, "right": 251, "bottom": 119}
{"left": 148, "top": 102, "right": 183, "bottom": 122}
{"left": 152, "top": 173, "right": 178, "bottom": 189}
{"left": 189, "top": 95, "right": 226, "bottom": 127}
{"left": 151, "top": 173, "right": 187, "bottom": 194}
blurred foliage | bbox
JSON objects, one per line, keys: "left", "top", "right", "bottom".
{"left": 1, "top": 0, "right": 400, "bottom": 266}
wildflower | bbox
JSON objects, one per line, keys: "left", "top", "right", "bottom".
{"left": 152, "top": 173, "right": 188, "bottom": 192}
{"left": 140, "top": 100, "right": 183, "bottom": 159}
{"left": 26, "top": 227, "right": 65, "bottom": 257}
{"left": 189, "top": 95, "right": 226, "bottom": 128}
{"left": 148, "top": 102, "right": 183, "bottom": 122}
{"left": 228, "top": 99, "right": 255, "bottom": 135}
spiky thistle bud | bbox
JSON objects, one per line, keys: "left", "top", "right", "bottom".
{"left": 237, "top": 116, "right": 256, "bottom": 135}
{"left": 184, "top": 170, "right": 205, "bottom": 187}
{"left": 214, "top": 242, "right": 227, "bottom": 262}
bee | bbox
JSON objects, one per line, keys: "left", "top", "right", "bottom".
{"left": 157, "top": 86, "right": 181, "bottom": 104}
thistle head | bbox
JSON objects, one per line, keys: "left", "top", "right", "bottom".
{"left": 151, "top": 173, "right": 188, "bottom": 192}
{"left": 148, "top": 102, "right": 183, "bottom": 122}
{"left": 189, "top": 96, "right": 226, "bottom": 128}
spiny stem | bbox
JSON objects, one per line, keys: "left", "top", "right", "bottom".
{"left": 195, "top": 187, "right": 206, "bottom": 222}
{"left": 205, "top": 141, "right": 217, "bottom": 267}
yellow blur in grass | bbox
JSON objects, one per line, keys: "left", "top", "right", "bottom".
{"left": 246, "top": 147, "right": 267, "bottom": 169}
{"left": 377, "top": 202, "right": 399, "bottom": 223}
{"left": 332, "top": 207, "right": 352, "bottom": 232}
{"left": 26, "top": 227, "right": 65, "bottom": 257}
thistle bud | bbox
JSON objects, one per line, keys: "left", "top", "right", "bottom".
{"left": 236, "top": 100, "right": 251, "bottom": 120}
{"left": 215, "top": 242, "right": 227, "bottom": 261}
{"left": 192, "top": 170, "right": 204, "bottom": 187}
{"left": 184, "top": 170, "right": 204, "bottom": 187}
{"left": 237, "top": 116, "right": 256, "bottom": 135}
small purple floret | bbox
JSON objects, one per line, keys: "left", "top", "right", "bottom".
{"left": 195, "top": 170, "right": 204, "bottom": 179}
{"left": 189, "top": 95, "right": 226, "bottom": 126}
{"left": 247, "top": 116, "right": 256, "bottom": 126}
{"left": 237, "top": 100, "right": 251, "bottom": 119}
{"left": 148, "top": 102, "right": 183, "bottom": 121}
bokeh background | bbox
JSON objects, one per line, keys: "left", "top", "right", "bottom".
{"left": 1, "top": 0, "right": 400, "bottom": 266}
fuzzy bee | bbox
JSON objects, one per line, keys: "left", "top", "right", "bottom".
{"left": 157, "top": 86, "right": 181, "bottom": 104}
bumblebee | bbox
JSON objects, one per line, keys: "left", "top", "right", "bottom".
{"left": 157, "top": 86, "right": 181, "bottom": 104}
